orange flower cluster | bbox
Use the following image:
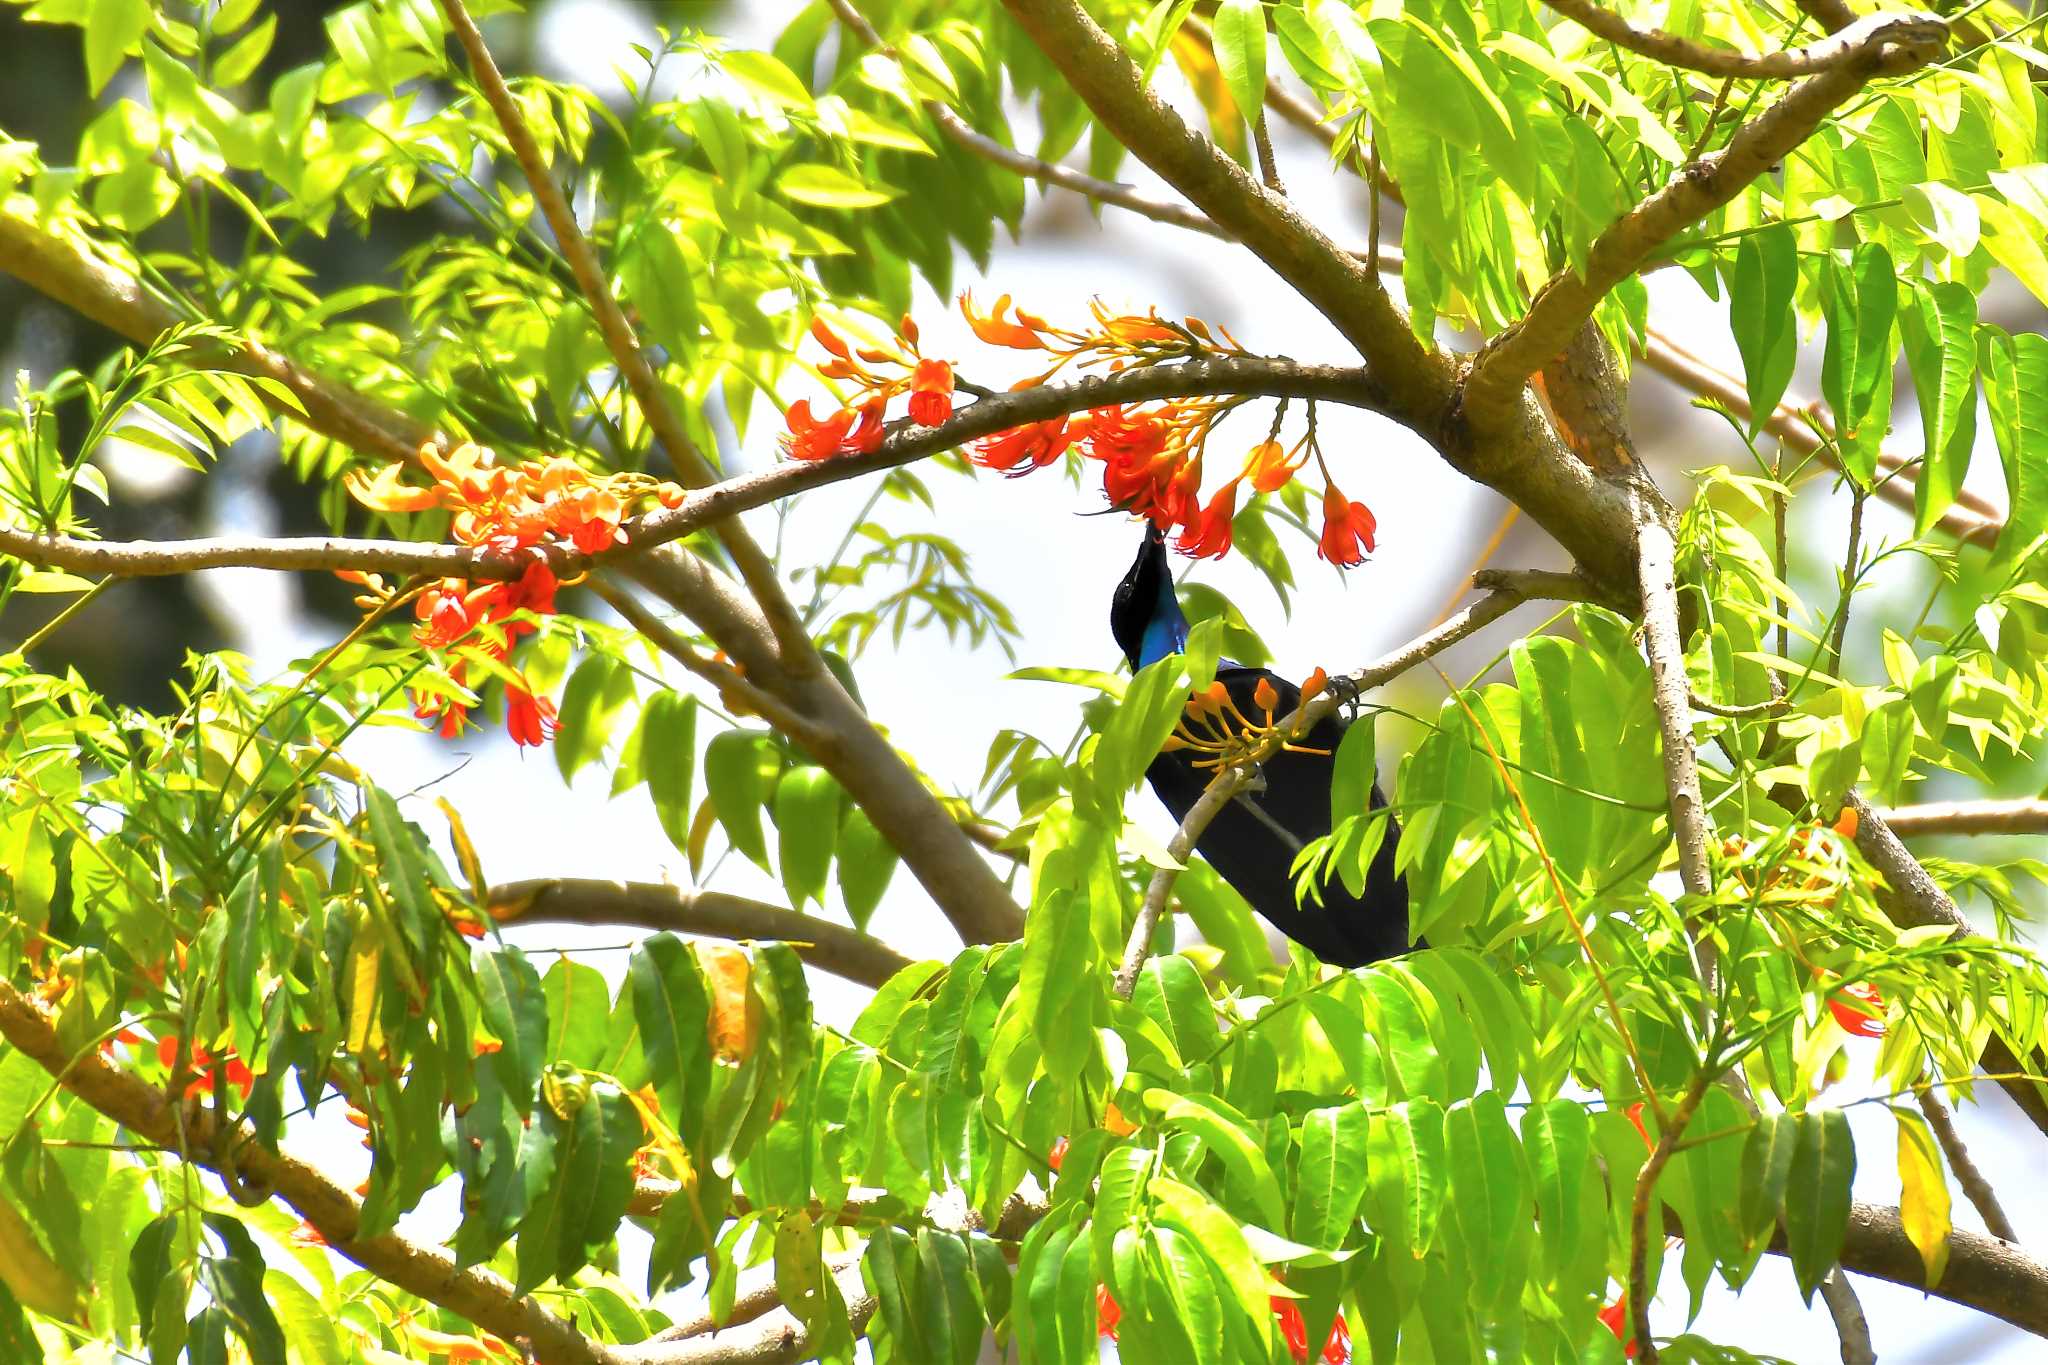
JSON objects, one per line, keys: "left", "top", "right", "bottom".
{"left": 1826, "top": 978, "right": 1887, "bottom": 1037}
{"left": 782, "top": 315, "right": 954, "bottom": 461}
{"left": 345, "top": 442, "right": 685, "bottom": 748}
{"left": 957, "top": 295, "right": 1377, "bottom": 564}
{"left": 156, "top": 1035, "right": 253, "bottom": 1100}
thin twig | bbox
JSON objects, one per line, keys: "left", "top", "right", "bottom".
{"left": 1252, "top": 113, "right": 1286, "bottom": 195}
{"left": 1629, "top": 1075, "right": 1714, "bottom": 1365}
{"left": 1541, "top": 1, "right": 1944, "bottom": 79}
{"left": 437, "top": 0, "right": 814, "bottom": 666}
{"left": 1687, "top": 689, "right": 1788, "bottom": 719}
{"left": 1878, "top": 800, "right": 2048, "bottom": 837}
{"left": 1818, "top": 1268, "right": 1878, "bottom": 1365}
{"left": 1110, "top": 569, "right": 1599, "bottom": 997}
{"left": 1634, "top": 505, "right": 1714, "bottom": 913}
{"left": 1917, "top": 1086, "right": 2022, "bottom": 1244}
{"left": 1825, "top": 484, "right": 1868, "bottom": 678}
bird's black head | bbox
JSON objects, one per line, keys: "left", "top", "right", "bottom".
{"left": 1110, "top": 524, "right": 1187, "bottom": 670}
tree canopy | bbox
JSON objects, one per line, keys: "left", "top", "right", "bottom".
{"left": 1, "top": 0, "right": 2047, "bottom": 1362}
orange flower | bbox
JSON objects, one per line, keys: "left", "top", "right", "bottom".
{"left": 1243, "top": 438, "right": 1306, "bottom": 494}
{"left": 1828, "top": 980, "right": 1886, "bottom": 1037}
{"left": 908, "top": 359, "right": 954, "bottom": 426}
{"left": 1095, "top": 1284, "right": 1121, "bottom": 1340}
{"left": 287, "top": 1220, "right": 328, "bottom": 1249}
{"left": 505, "top": 687, "right": 558, "bottom": 749}
{"left": 1598, "top": 1294, "right": 1637, "bottom": 1357}
{"left": 781, "top": 399, "right": 858, "bottom": 462}
{"left": 157, "top": 1036, "right": 254, "bottom": 1100}
{"left": 961, "top": 292, "right": 1047, "bottom": 350}
{"left": 1273, "top": 1297, "right": 1352, "bottom": 1364}
{"left": 847, "top": 398, "right": 887, "bottom": 454}
{"left": 1316, "top": 482, "right": 1377, "bottom": 566}
{"left": 1175, "top": 478, "right": 1240, "bottom": 559}
{"left": 1048, "top": 1136, "right": 1068, "bottom": 1171}
{"left": 971, "top": 416, "right": 1071, "bottom": 476}
{"left": 1624, "top": 1100, "right": 1652, "bottom": 1151}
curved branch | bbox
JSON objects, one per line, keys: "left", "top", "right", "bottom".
{"left": 0, "top": 524, "right": 536, "bottom": 581}
{"left": 1541, "top": 1, "right": 1945, "bottom": 80}
{"left": 1874, "top": 799, "right": 2048, "bottom": 837}
{"left": 1918, "top": 1086, "right": 2022, "bottom": 1245}
{"left": 1844, "top": 790, "right": 2048, "bottom": 1139}
{"left": 1114, "top": 568, "right": 1603, "bottom": 993}
{"left": 0, "top": 982, "right": 616, "bottom": 1365}
{"left": 488, "top": 879, "right": 917, "bottom": 990}
{"left": 0, "top": 212, "right": 434, "bottom": 468}
{"left": 1462, "top": 13, "right": 1949, "bottom": 429}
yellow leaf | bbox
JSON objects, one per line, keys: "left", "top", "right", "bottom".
{"left": 698, "top": 944, "right": 755, "bottom": 1063}
{"left": 347, "top": 920, "right": 384, "bottom": 1060}
{"left": 1896, "top": 1108, "right": 1951, "bottom": 1285}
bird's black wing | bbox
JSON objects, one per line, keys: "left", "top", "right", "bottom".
{"left": 1144, "top": 665, "right": 1411, "bottom": 968}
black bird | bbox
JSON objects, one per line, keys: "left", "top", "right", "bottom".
{"left": 1110, "top": 526, "right": 1411, "bottom": 967}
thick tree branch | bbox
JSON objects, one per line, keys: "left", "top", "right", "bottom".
{"left": 488, "top": 878, "right": 917, "bottom": 989}
{"left": 995, "top": 0, "right": 1448, "bottom": 411}
{"left": 1113, "top": 568, "right": 1603, "bottom": 994}
{"left": 437, "top": 0, "right": 812, "bottom": 666}
{"left": 1918, "top": 1086, "right": 2022, "bottom": 1245}
{"left": 3, "top": 359, "right": 1382, "bottom": 584}
{"left": 1875, "top": 800, "right": 2048, "bottom": 837}
{"left": 0, "top": 212, "right": 434, "bottom": 468}
{"left": 1542, "top": 1, "right": 1943, "bottom": 79}
{"left": 0, "top": 983, "right": 617, "bottom": 1365}
{"left": 1462, "top": 13, "right": 1948, "bottom": 430}
{"left": 1844, "top": 790, "right": 2048, "bottom": 1138}
{"left": 1795, "top": 0, "right": 1862, "bottom": 35}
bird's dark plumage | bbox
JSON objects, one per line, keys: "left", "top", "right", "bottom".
{"left": 1111, "top": 527, "right": 1411, "bottom": 968}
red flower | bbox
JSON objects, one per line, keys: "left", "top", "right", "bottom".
{"left": 506, "top": 687, "right": 558, "bottom": 748}
{"left": 1598, "top": 1294, "right": 1637, "bottom": 1357}
{"left": 415, "top": 584, "right": 478, "bottom": 650}
{"left": 971, "top": 416, "right": 1071, "bottom": 476}
{"left": 1272, "top": 1297, "right": 1352, "bottom": 1364}
{"left": 847, "top": 399, "right": 887, "bottom": 454}
{"left": 908, "top": 359, "right": 954, "bottom": 426}
{"left": 1048, "top": 1136, "right": 1068, "bottom": 1172}
{"left": 1624, "top": 1101, "right": 1652, "bottom": 1151}
{"left": 1243, "top": 438, "right": 1305, "bottom": 494}
{"left": 1096, "top": 1284, "right": 1121, "bottom": 1340}
{"left": 1828, "top": 980, "right": 1886, "bottom": 1037}
{"left": 1316, "top": 482, "right": 1377, "bottom": 566}
{"left": 1175, "top": 478, "right": 1240, "bottom": 560}
{"left": 781, "top": 399, "right": 857, "bottom": 462}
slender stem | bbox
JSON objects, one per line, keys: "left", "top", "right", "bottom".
{"left": 1629, "top": 1074, "right": 1714, "bottom": 1365}
{"left": 1825, "top": 484, "right": 1868, "bottom": 679}
{"left": 1878, "top": 800, "right": 2048, "bottom": 837}
{"left": 1252, "top": 113, "right": 1285, "bottom": 195}
{"left": 1917, "top": 1086, "right": 2022, "bottom": 1244}
{"left": 1817, "top": 1268, "right": 1877, "bottom": 1365}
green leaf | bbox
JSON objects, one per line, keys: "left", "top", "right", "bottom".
{"left": 1329, "top": 711, "right": 1376, "bottom": 828}
{"left": 779, "top": 163, "right": 898, "bottom": 209}
{"left": 1365, "top": 1100, "right": 1445, "bottom": 1257}
{"left": 773, "top": 767, "right": 840, "bottom": 910}
{"left": 212, "top": 12, "right": 276, "bottom": 86}
{"left": 630, "top": 934, "right": 712, "bottom": 1144}
{"left": 1293, "top": 1103, "right": 1369, "bottom": 1248}
{"left": 196, "top": 1215, "right": 284, "bottom": 1363}
{"left": 835, "top": 807, "right": 896, "bottom": 931}
{"left": 1212, "top": 0, "right": 1268, "bottom": 131}
{"left": 1819, "top": 242, "right": 1899, "bottom": 486}
{"left": 542, "top": 955, "right": 611, "bottom": 1071}
{"left": 642, "top": 692, "right": 699, "bottom": 855}
{"left": 1443, "top": 1093, "right": 1527, "bottom": 1312}
{"left": 1980, "top": 327, "right": 2048, "bottom": 567}
{"left": 1727, "top": 224, "right": 1799, "bottom": 435}
{"left": 618, "top": 224, "right": 699, "bottom": 362}
{"left": 85, "top": 0, "right": 148, "bottom": 95}
{"left": 476, "top": 946, "right": 548, "bottom": 1110}
{"left": 1146, "top": 1089, "right": 1286, "bottom": 1229}
{"left": 1520, "top": 1099, "right": 1592, "bottom": 1287}
{"left": 1783, "top": 1111, "right": 1856, "bottom": 1302}
{"left": 1899, "top": 280, "right": 1978, "bottom": 533}
{"left": 553, "top": 656, "right": 635, "bottom": 784}
{"left": 705, "top": 728, "right": 774, "bottom": 871}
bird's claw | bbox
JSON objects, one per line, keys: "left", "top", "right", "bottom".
{"left": 1324, "top": 672, "right": 1363, "bottom": 720}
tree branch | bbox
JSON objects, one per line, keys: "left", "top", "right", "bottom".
{"left": 1874, "top": 800, "right": 2048, "bottom": 837}
{"left": 995, "top": 0, "right": 1448, "bottom": 410}
{"left": 1817, "top": 1268, "right": 1877, "bottom": 1365}
{"left": 1541, "top": 1, "right": 1944, "bottom": 80}
{"left": 437, "top": 0, "right": 812, "bottom": 667}
{"left": 488, "top": 879, "right": 917, "bottom": 990}
{"left": 1918, "top": 1085, "right": 2022, "bottom": 1245}
{"left": 0, "top": 982, "right": 618, "bottom": 1365}
{"left": 610, "top": 1265, "right": 875, "bottom": 1365}
{"left": 0, "top": 212, "right": 435, "bottom": 468}
{"left": 1637, "top": 334, "right": 2004, "bottom": 549}
{"left": 1460, "top": 13, "right": 1948, "bottom": 430}
{"left": 1112, "top": 568, "right": 1603, "bottom": 995}
{"left": 1843, "top": 790, "right": 2048, "bottom": 1138}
